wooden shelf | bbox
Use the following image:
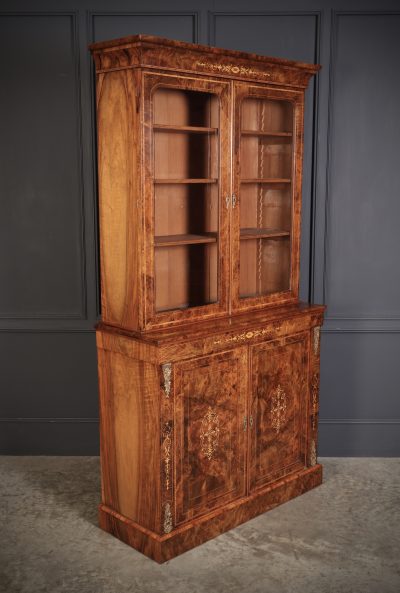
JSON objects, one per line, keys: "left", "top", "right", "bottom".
{"left": 241, "top": 130, "right": 292, "bottom": 137}
{"left": 240, "top": 178, "right": 291, "bottom": 184}
{"left": 240, "top": 228, "right": 290, "bottom": 240}
{"left": 155, "top": 233, "right": 218, "bottom": 247}
{"left": 153, "top": 124, "right": 218, "bottom": 134}
{"left": 154, "top": 178, "right": 218, "bottom": 184}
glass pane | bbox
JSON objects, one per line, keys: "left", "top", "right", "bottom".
{"left": 240, "top": 237, "right": 291, "bottom": 298}
{"left": 155, "top": 243, "right": 218, "bottom": 312}
{"left": 152, "top": 87, "right": 220, "bottom": 312}
{"left": 239, "top": 97, "right": 293, "bottom": 298}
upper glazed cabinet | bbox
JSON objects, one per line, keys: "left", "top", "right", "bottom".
{"left": 93, "top": 35, "right": 318, "bottom": 330}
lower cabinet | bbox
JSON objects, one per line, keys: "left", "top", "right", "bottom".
{"left": 96, "top": 308, "right": 324, "bottom": 562}
{"left": 171, "top": 333, "right": 309, "bottom": 523}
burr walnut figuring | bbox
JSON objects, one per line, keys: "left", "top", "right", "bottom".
{"left": 90, "top": 34, "right": 324, "bottom": 562}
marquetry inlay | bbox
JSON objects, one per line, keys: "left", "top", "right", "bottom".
{"left": 313, "top": 327, "right": 320, "bottom": 356}
{"left": 91, "top": 33, "right": 324, "bottom": 561}
{"left": 214, "top": 327, "right": 272, "bottom": 345}
{"left": 310, "top": 439, "right": 317, "bottom": 466}
{"left": 271, "top": 384, "right": 287, "bottom": 433}
{"left": 195, "top": 60, "right": 271, "bottom": 78}
{"left": 162, "top": 422, "right": 172, "bottom": 491}
{"left": 200, "top": 406, "right": 220, "bottom": 460}
{"left": 163, "top": 502, "right": 173, "bottom": 534}
{"left": 311, "top": 373, "right": 319, "bottom": 431}
{"left": 162, "top": 363, "right": 172, "bottom": 397}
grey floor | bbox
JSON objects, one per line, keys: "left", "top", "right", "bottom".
{"left": 0, "top": 458, "right": 399, "bottom": 593}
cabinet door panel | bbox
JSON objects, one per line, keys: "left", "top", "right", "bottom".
{"left": 143, "top": 72, "right": 231, "bottom": 329}
{"left": 250, "top": 334, "right": 308, "bottom": 491}
{"left": 174, "top": 349, "right": 247, "bottom": 524}
{"left": 232, "top": 82, "right": 304, "bottom": 313}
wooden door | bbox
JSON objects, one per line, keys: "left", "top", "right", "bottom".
{"left": 174, "top": 349, "right": 247, "bottom": 524}
{"left": 249, "top": 333, "right": 309, "bottom": 491}
{"left": 142, "top": 72, "right": 231, "bottom": 329}
{"left": 231, "top": 82, "right": 304, "bottom": 313}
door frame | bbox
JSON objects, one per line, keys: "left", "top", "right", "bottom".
{"left": 248, "top": 332, "right": 309, "bottom": 492}
{"left": 173, "top": 348, "right": 248, "bottom": 525}
{"left": 142, "top": 71, "right": 231, "bottom": 329}
{"left": 231, "top": 82, "right": 305, "bottom": 314}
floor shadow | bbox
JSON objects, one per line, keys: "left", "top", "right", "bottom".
{"left": 9, "top": 456, "right": 102, "bottom": 527}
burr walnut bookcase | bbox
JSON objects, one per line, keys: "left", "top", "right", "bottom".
{"left": 90, "top": 35, "right": 324, "bottom": 563}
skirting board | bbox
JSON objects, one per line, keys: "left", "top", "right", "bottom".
{"left": 99, "top": 464, "right": 323, "bottom": 563}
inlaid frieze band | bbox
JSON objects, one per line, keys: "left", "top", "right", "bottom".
{"left": 195, "top": 60, "right": 271, "bottom": 78}
{"left": 214, "top": 327, "right": 272, "bottom": 345}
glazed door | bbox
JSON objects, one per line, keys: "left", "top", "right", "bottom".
{"left": 231, "top": 82, "right": 304, "bottom": 312}
{"left": 249, "top": 333, "right": 309, "bottom": 491}
{"left": 174, "top": 349, "right": 247, "bottom": 524}
{"left": 143, "top": 72, "right": 231, "bottom": 328}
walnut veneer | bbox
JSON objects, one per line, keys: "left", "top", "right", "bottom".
{"left": 90, "top": 34, "right": 324, "bottom": 562}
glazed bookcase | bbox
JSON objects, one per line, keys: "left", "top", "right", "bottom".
{"left": 90, "top": 35, "right": 325, "bottom": 563}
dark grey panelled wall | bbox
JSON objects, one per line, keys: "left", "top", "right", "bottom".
{"left": 1, "top": 0, "right": 399, "bottom": 455}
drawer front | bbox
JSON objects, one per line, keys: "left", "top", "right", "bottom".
{"left": 249, "top": 333, "right": 309, "bottom": 491}
{"left": 174, "top": 349, "right": 247, "bottom": 525}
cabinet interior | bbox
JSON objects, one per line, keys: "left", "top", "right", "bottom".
{"left": 239, "top": 97, "right": 293, "bottom": 298}
{"left": 153, "top": 87, "right": 220, "bottom": 312}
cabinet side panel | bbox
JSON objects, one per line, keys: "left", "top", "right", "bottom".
{"left": 96, "top": 70, "right": 140, "bottom": 329}
{"left": 97, "top": 344, "right": 160, "bottom": 532}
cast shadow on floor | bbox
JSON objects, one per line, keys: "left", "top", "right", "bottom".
{"left": 7, "top": 456, "right": 102, "bottom": 527}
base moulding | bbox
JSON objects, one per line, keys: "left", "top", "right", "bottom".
{"left": 99, "top": 463, "right": 323, "bottom": 563}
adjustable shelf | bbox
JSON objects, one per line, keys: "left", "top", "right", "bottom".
{"left": 240, "top": 228, "right": 290, "bottom": 240}
{"left": 241, "top": 130, "right": 292, "bottom": 137}
{"left": 155, "top": 233, "right": 218, "bottom": 247}
{"left": 153, "top": 124, "right": 218, "bottom": 134}
{"left": 240, "top": 178, "right": 291, "bottom": 184}
{"left": 154, "top": 178, "right": 218, "bottom": 184}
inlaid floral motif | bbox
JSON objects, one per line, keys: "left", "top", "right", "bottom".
{"left": 196, "top": 60, "right": 271, "bottom": 78}
{"left": 162, "top": 422, "right": 172, "bottom": 491}
{"left": 162, "top": 363, "right": 172, "bottom": 397}
{"left": 200, "top": 407, "right": 220, "bottom": 460}
{"left": 163, "top": 502, "right": 172, "bottom": 534}
{"left": 271, "top": 384, "right": 287, "bottom": 433}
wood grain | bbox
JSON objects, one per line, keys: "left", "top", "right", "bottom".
{"left": 96, "top": 68, "right": 141, "bottom": 330}
{"left": 174, "top": 349, "right": 247, "bottom": 525}
{"left": 89, "top": 34, "right": 320, "bottom": 90}
{"left": 97, "top": 337, "right": 161, "bottom": 532}
{"left": 249, "top": 334, "right": 308, "bottom": 491}
{"left": 142, "top": 71, "right": 231, "bottom": 329}
{"left": 98, "top": 464, "right": 323, "bottom": 563}
{"left": 91, "top": 36, "right": 324, "bottom": 563}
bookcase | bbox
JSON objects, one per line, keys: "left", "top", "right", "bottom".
{"left": 90, "top": 35, "right": 325, "bottom": 562}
